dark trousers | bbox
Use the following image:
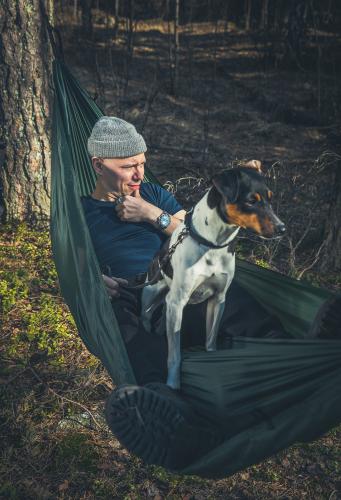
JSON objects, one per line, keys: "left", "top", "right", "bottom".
{"left": 112, "top": 281, "right": 287, "bottom": 385}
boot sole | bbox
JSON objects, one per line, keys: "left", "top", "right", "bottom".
{"left": 105, "top": 385, "right": 186, "bottom": 468}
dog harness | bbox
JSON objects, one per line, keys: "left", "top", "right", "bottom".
{"left": 122, "top": 208, "right": 238, "bottom": 289}
{"left": 185, "top": 209, "right": 237, "bottom": 252}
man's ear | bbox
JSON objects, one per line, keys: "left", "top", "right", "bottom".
{"left": 211, "top": 169, "right": 241, "bottom": 203}
{"left": 92, "top": 157, "right": 103, "bottom": 176}
{"left": 244, "top": 159, "right": 263, "bottom": 174}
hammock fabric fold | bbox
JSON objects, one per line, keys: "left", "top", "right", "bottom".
{"left": 50, "top": 60, "right": 341, "bottom": 478}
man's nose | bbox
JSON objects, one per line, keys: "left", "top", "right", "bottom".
{"left": 132, "top": 168, "right": 143, "bottom": 180}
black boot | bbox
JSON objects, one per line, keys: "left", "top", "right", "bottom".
{"left": 308, "top": 296, "right": 341, "bottom": 340}
{"left": 105, "top": 383, "right": 222, "bottom": 470}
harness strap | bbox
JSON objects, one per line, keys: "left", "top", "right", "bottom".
{"left": 108, "top": 208, "right": 237, "bottom": 291}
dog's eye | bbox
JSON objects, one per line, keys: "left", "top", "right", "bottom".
{"left": 245, "top": 193, "right": 262, "bottom": 206}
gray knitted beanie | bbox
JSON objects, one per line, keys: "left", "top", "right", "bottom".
{"left": 87, "top": 116, "right": 147, "bottom": 158}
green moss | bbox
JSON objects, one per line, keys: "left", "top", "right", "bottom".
{"left": 254, "top": 258, "right": 271, "bottom": 269}
{"left": 24, "top": 2, "right": 34, "bottom": 16}
{"left": 92, "top": 479, "right": 116, "bottom": 497}
{"left": 0, "top": 482, "right": 19, "bottom": 500}
{"left": 0, "top": 223, "right": 87, "bottom": 366}
{"left": 22, "top": 293, "right": 77, "bottom": 359}
{"left": 0, "top": 270, "right": 30, "bottom": 314}
{"left": 55, "top": 432, "right": 99, "bottom": 473}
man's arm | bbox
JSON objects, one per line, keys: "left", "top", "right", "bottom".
{"left": 104, "top": 196, "right": 185, "bottom": 299}
{"left": 115, "top": 191, "right": 186, "bottom": 236}
{"left": 144, "top": 208, "right": 186, "bottom": 236}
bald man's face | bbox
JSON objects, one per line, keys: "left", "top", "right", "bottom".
{"left": 92, "top": 153, "right": 145, "bottom": 196}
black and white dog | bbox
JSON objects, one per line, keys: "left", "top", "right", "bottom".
{"left": 142, "top": 164, "right": 285, "bottom": 389}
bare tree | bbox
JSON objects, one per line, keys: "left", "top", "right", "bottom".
{"left": 260, "top": 0, "right": 269, "bottom": 30}
{"left": 123, "top": 0, "right": 135, "bottom": 95}
{"left": 286, "top": 0, "right": 306, "bottom": 68}
{"left": 127, "top": 0, "right": 134, "bottom": 56}
{"left": 114, "top": 0, "right": 120, "bottom": 39}
{"left": 172, "top": 0, "right": 180, "bottom": 94}
{"left": 81, "top": 0, "right": 93, "bottom": 36}
{"left": 245, "top": 0, "right": 252, "bottom": 31}
{"left": 320, "top": 154, "right": 341, "bottom": 272}
{"left": 73, "top": 0, "right": 79, "bottom": 22}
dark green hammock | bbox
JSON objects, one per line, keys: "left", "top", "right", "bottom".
{"left": 51, "top": 60, "right": 341, "bottom": 478}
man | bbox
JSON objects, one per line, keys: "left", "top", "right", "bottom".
{"left": 83, "top": 116, "right": 230, "bottom": 469}
{"left": 82, "top": 116, "right": 288, "bottom": 469}
{"left": 82, "top": 116, "right": 338, "bottom": 471}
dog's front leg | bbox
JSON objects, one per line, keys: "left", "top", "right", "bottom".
{"left": 205, "top": 294, "right": 226, "bottom": 352}
{"left": 141, "top": 280, "right": 168, "bottom": 333}
{"left": 165, "top": 294, "right": 186, "bottom": 390}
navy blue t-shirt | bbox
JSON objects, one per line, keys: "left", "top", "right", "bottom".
{"left": 81, "top": 183, "right": 182, "bottom": 279}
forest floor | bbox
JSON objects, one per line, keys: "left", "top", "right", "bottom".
{"left": 1, "top": 12, "right": 341, "bottom": 500}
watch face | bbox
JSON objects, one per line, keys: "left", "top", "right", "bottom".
{"left": 159, "top": 212, "right": 171, "bottom": 228}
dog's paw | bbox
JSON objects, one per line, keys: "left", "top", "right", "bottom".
{"left": 141, "top": 315, "right": 152, "bottom": 333}
{"left": 167, "top": 370, "right": 181, "bottom": 390}
{"left": 205, "top": 340, "right": 217, "bottom": 352}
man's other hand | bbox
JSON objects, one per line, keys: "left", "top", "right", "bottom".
{"left": 102, "top": 274, "right": 128, "bottom": 299}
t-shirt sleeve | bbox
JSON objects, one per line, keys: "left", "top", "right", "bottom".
{"left": 144, "top": 184, "right": 183, "bottom": 215}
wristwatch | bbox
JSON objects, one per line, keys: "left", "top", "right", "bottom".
{"left": 156, "top": 211, "right": 171, "bottom": 230}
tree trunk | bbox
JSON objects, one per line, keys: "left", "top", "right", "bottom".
{"left": 287, "top": 0, "right": 306, "bottom": 66}
{"left": 320, "top": 161, "right": 341, "bottom": 272}
{"left": 81, "top": 0, "right": 92, "bottom": 36}
{"left": 260, "top": 0, "right": 269, "bottom": 29}
{"left": 73, "top": 0, "right": 78, "bottom": 22}
{"left": 166, "top": 0, "right": 173, "bottom": 91}
{"left": 245, "top": 0, "right": 252, "bottom": 31}
{"left": 172, "top": 0, "right": 180, "bottom": 95}
{"left": 273, "top": 0, "right": 282, "bottom": 32}
{"left": 113, "top": 0, "right": 120, "bottom": 39}
{"left": 123, "top": 0, "right": 134, "bottom": 95}
{"left": 224, "top": 0, "right": 229, "bottom": 36}
{"left": 0, "top": 0, "right": 53, "bottom": 222}
{"left": 127, "top": 0, "right": 134, "bottom": 56}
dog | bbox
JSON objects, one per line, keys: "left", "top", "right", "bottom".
{"left": 141, "top": 163, "right": 286, "bottom": 389}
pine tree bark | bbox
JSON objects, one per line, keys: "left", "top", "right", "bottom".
{"left": 320, "top": 163, "right": 341, "bottom": 272}
{"left": 0, "top": 0, "right": 53, "bottom": 222}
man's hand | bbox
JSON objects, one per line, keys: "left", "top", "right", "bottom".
{"left": 102, "top": 274, "right": 128, "bottom": 299}
{"left": 115, "top": 189, "right": 186, "bottom": 236}
{"left": 115, "top": 190, "right": 159, "bottom": 223}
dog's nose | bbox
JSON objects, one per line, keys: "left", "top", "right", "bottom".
{"left": 276, "top": 223, "right": 286, "bottom": 235}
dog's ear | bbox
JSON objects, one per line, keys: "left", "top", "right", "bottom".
{"left": 211, "top": 169, "right": 241, "bottom": 204}
{"left": 244, "top": 159, "right": 263, "bottom": 174}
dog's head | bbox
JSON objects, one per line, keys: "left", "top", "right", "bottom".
{"left": 208, "top": 167, "right": 286, "bottom": 239}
